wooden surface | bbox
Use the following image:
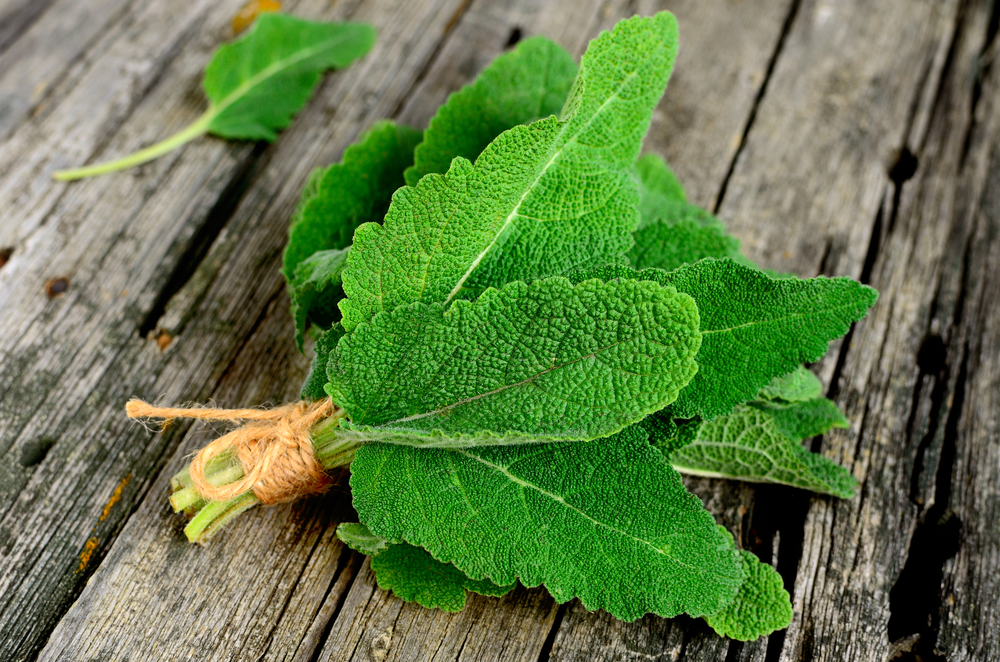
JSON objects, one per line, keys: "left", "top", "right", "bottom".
{"left": 0, "top": 0, "right": 997, "bottom": 660}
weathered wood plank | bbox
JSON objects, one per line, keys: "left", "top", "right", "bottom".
{"left": 1, "top": 0, "right": 467, "bottom": 659}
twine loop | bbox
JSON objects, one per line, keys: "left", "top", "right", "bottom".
{"left": 126, "top": 398, "right": 334, "bottom": 504}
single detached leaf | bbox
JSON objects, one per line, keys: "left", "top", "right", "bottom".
{"left": 336, "top": 522, "right": 390, "bottom": 556}
{"left": 751, "top": 397, "right": 849, "bottom": 440}
{"left": 54, "top": 14, "right": 376, "bottom": 180}
{"left": 370, "top": 543, "right": 514, "bottom": 612}
{"left": 667, "top": 404, "right": 857, "bottom": 498}
{"left": 350, "top": 425, "right": 744, "bottom": 621}
{"left": 635, "top": 153, "right": 686, "bottom": 225}
{"left": 758, "top": 366, "right": 823, "bottom": 402}
{"left": 566, "top": 260, "right": 878, "bottom": 419}
{"left": 289, "top": 248, "right": 348, "bottom": 350}
{"left": 404, "top": 36, "right": 578, "bottom": 186}
{"left": 340, "top": 13, "right": 679, "bottom": 331}
{"left": 327, "top": 277, "right": 701, "bottom": 446}
{"left": 704, "top": 550, "right": 793, "bottom": 641}
{"left": 300, "top": 324, "right": 344, "bottom": 401}
{"left": 629, "top": 205, "right": 742, "bottom": 271}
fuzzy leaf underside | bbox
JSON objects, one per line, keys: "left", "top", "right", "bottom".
{"left": 704, "top": 550, "right": 793, "bottom": 640}
{"left": 336, "top": 522, "right": 390, "bottom": 556}
{"left": 203, "top": 14, "right": 376, "bottom": 140}
{"left": 635, "top": 153, "right": 686, "bottom": 225}
{"left": 566, "top": 260, "right": 878, "bottom": 419}
{"left": 666, "top": 405, "right": 857, "bottom": 498}
{"left": 289, "top": 248, "right": 348, "bottom": 350}
{"left": 326, "top": 277, "right": 701, "bottom": 444}
{"left": 350, "top": 424, "right": 744, "bottom": 621}
{"left": 751, "top": 397, "right": 849, "bottom": 440}
{"left": 339, "top": 13, "right": 680, "bottom": 331}
{"left": 404, "top": 36, "right": 578, "bottom": 186}
{"left": 283, "top": 120, "right": 421, "bottom": 285}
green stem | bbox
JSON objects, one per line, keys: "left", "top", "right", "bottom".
{"left": 169, "top": 463, "right": 244, "bottom": 513}
{"left": 184, "top": 492, "right": 260, "bottom": 543}
{"left": 52, "top": 113, "right": 212, "bottom": 181}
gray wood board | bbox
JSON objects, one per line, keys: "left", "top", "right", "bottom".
{"left": 0, "top": 0, "right": 995, "bottom": 660}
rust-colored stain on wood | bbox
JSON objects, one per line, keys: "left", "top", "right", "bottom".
{"left": 44, "top": 277, "right": 69, "bottom": 297}
{"left": 156, "top": 331, "right": 173, "bottom": 351}
{"left": 232, "top": 0, "right": 281, "bottom": 35}
{"left": 100, "top": 474, "right": 131, "bottom": 522}
{"left": 77, "top": 538, "right": 99, "bottom": 573}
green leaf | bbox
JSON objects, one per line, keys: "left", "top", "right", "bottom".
{"left": 635, "top": 153, "right": 686, "bottom": 226}
{"left": 289, "top": 248, "right": 348, "bottom": 350}
{"left": 751, "top": 397, "right": 849, "bottom": 440}
{"left": 640, "top": 413, "right": 700, "bottom": 456}
{"left": 350, "top": 424, "right": 744, "bottom": 621}
{"left": 565, "top": 259, "right": 878, "bottom": 419}
{"left": 629, "top": 203, "right": 742, "bottom": 271}
{"left": 704, "top": 550, "right": 793, "bottom": 641}
{"left": 404, "top": 36, "right": 578, "bottom": 186}
{"left": 54, "top": 14, "right": 376, "bottom": 180}
{"left": 300, "top": 324, "right": 344, "bottom": 401}
{"left": 339, "top": 13, "right": 680, "bottom": 331}
{"left": 326, "top": 276, "right": 701, "bottom": 446}
{"left": 666, "top": 404, "right": 857, "bottom": 498}
{"left": 283, "top": 120, "right": 422, "bottom": 286}
{"left": 336, "top": 522, "right": 390, "bottom": 556}
{"left": 336, "top": 522, "right": 514, "bottom": 610}
{"left": 758, "top": 366, "right": 823, "bottom": 402}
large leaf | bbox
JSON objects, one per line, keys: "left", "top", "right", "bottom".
{"left": 339, "top": 13, "right": 680, "bottom": 331}
{"left": 662, "top": 405, "right": 857, "bottom": 499}
{"left": 404, "top": 36, "right": 578, "bottom": 186}
{"left": 204, "top": 14, "right": 376, "bottom": 140}
{"left": 350, "top": 425, "right": 744, "bottom": 621}
{"left": 566, "top": 260, "right": 878, "bottom": 419}
{"left": 704, "top": 550, "right": 793, "bottom": 640}
{"left": 326, "top": 277, "right": 701, "bottom": 446}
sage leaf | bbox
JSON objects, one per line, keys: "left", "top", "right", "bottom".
{"left": 350, "top": 424, "right": 745, "bottom": 621}
{"left": 336, "top": 522, "right": 389, "bottom": 556}
{"left": 635, "top": 153, "right": 686, "bottom": 225}
{"left": 289, "top": 248, "right": 348, "bottom": 350}
{"left": 54, "top": 14, "right": 375, "bottom": 180}
{"left": 339, "top": 13, "right": 679, "bottom": 331}
{"left": 405, "top": 36, "right": 578, "bottom": 186}
{"left": 704, "top": 550, "right": 793, "bottom": 641}
{"left": 326, "top": 276, "right": 701, "bottom": 446}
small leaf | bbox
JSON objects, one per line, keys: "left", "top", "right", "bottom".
{"left": 289, "top": 248, "right": 348, "bottom": 350}
{"left": 336, "top": 522, "right": 389, "bottom": 556}
{"left": 350, "top": 424, "right": 744, "bottom": 621}
{"left": 339, "top": 13, "right": 680, "bottom": 331}
{"left": 758, "top": 366, "right": 824, "bottom": 402}
{"left": 54, "top": 14, "right": 375, "bottom": 180}
{"left": 666, "top": 404, "right": 857, "bottom": 498}
{"left": 751, "top": 397, "right": 849, "bottom": 440}
{"left": 370, "top": 543, "right": 514, "bottom": 611}
{"left": 404, "top": 36, "right": 578, "bottom": 186}
{"left": 704, "top": 550, "right": 793, "bottom": 641}
{"left": 327, "top": 276, "right": 701, "bottom": 445}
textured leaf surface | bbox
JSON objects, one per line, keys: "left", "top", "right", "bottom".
{"left": 370, "top": 543, "right": 514, "bottom": 612}
{"left": 635, "top": 153, "right": 686, "bottom": 226}
{"left": 350, "top": 425, "right": 744, "bottom": 620}
{"left": 203, "top": 13, "right": 375, "bottom": 140}
{"left": 283, "top": 120, "right": 422, "bottom": 285}
{"left": 566, "top": 260, "right": 878, "bottom": 419}
{"left": 759, "top": 366, "right": 823, "bottom": 402}
{"left": 404, "top": 36, "right": 578, "bottom": 186}
{"left": 327, "top": 277, "right": 700, "bottom": 445}
{"left": 336, "top": 522, "right": 389, "bottom": 556}
{"left": 629, "top": 204, "right": 741, "bottom": 272}
{"left": 665, "top": 405, "right": 857, "bottom": 498}
{"left": 339, "top": 13, "right": 679, "bottom": 331}
{"left": 300, "top": 324, "right": 344, "bottom": 401}
{"left": 704, "top": 550, "right": 793, "bottom": 641}
{"left": 752, "top": 397, "right": 849, "bottom": 440}
{"left": 289, "top": 248, "right": 348, "bottom": 350}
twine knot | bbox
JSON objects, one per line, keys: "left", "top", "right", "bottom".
{"left": 126, "top": 398, "right": 335, "bottom": 504}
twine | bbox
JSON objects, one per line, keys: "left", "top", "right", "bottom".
{"left": 126, "top": 398, "right": 334, "bottom": 504}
